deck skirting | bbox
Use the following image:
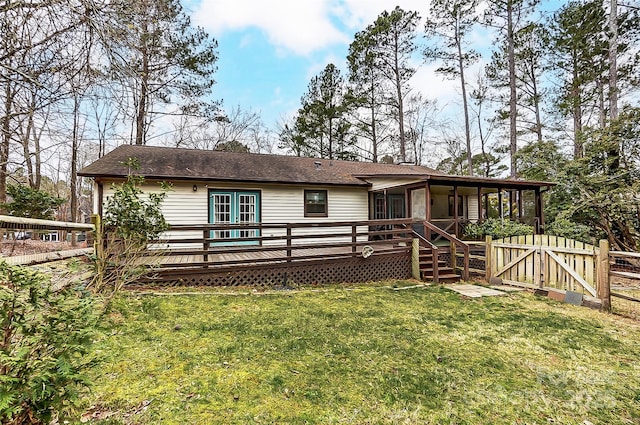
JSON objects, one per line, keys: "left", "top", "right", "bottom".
{"left": 144, "top": 251, "right": 412, "bottom": 287}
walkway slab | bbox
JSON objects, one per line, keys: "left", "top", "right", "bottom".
{"left": 445, "top": 284, "right": 507, "bottom": 298}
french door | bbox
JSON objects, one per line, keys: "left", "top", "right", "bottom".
{"left": 209, "top": 190, "right": 260, "bottom": 245}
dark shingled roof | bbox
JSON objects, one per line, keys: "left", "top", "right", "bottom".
{"left": 78, "top": 145, "right": 447, "bottom": 186}
{"left": 78, "top": 145, "right": 554, "bottom": 189}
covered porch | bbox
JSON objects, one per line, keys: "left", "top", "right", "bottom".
{"left": 368, "top": 175, "right": 552, "bottom": 241}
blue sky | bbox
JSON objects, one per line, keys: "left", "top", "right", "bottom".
{"left": 188, "top": 0, "right": 454, "bottom": 130}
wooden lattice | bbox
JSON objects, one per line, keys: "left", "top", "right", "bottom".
{"left": 148, "top": 253, "right": 411, "bottom": 287}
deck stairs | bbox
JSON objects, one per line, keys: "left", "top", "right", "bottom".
{"left": 418, "top": 246, "right": 461, "bottom": 283}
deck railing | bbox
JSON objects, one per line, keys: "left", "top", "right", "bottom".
{"left": 141, "top": 218, "right": 418, "bottom": 270}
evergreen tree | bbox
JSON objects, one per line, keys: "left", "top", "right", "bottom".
{"left": 547, "top": 0, "right": 609, "bottom": 158}
{"left": 560, "top": 107, "right": 640, "bottom": 250}
{"left": 347, "top": 27, "right": 391, "bottom": 162}
{"left": 367, "top": 7, "right": 421, "bottom": 163}
{"left": 105, "top": 0, "right": 218, "bottom": 145}
{"left": 483, "top": 0, "right": 540, "bottom": 177}
{"left": 424, "top": 0, "right": 479, "bottom": 175}
{"left": 282, "top": 64, "right": 355, "bottom": 160}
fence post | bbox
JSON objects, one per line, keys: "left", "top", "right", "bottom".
{"left": 286, "top": 224, "right": 292, "bottom": 262}
{"left": 91, "top": 214, "right": 102, "bottom": 259}
{"left": 203, "top": 229, "right": 209, "bottom": 265}
{"left": 352, "top": 224, "right": 357, "bottom": 254}
{"left": 450, "top": 241, "right": 457, "bottom": 275}
{"left": 485, "top": 235, "right": 492, "bottom": 281}
{"left": 411, "top": 239, "right": 420, "bottom": 280}
{"left": 597, "top": 239, "right": 611, "bottom": 312}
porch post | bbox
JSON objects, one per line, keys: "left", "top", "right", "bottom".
{"left": 477, "top": 187, "right": 482, "bottom": 224}
{"left": 535, "top": 188, "right": 544, "bottom": 233}
{"left": 453, "top": 185, "right": 459, "bottom": 237}
{"left": 383, "top": 189, "right": 388, "bottom": 220}
{"left": 425, "top": 181, "right": 431, "bottom": 240}
{"left": 509, "top": 190, "right": 514, "bottom": 220}
{"left": 483, "top": 193, "right": 489, "bottom": 219}
{"left": 518, "top": 189, "right": 523, "bottom": 222}
{"left": 405, "top": 188, "right": 411, "bottom": 219}
{"left": 498, "top": 188, "right": 503, "bottom": 220}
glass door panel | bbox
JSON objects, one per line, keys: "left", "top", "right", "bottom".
{"left": 211, "top": 193, "right": 232, "bottom": 239}
{"left": 209, "top": 190, "right": 260, "bottom": 245}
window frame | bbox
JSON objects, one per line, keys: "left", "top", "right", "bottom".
{"left": 304, "top": 189, "right": 328, "bottom": 218}
{"left": 448, "top": 194, "right": 464, "bottom": 217}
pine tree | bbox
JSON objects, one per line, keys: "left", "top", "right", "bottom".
{"left": 347, "top": 27, "right": 391, "bottom": 162}
{"left": 483, "top": 0, "right": 540, "bottom": 177}
{"left": 283, "top": 64, "right": 355, "bottom": 160}
{"left": 105, "top": 0, "right": 218, "bottom": 145}
{"left": 367, "top": 7, "right": 421, "bottom": 163}
{"left": 424, "top": 0, "right": 479, "bottom": 175}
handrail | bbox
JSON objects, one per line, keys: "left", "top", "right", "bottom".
{"left": 408, "top": 227, "right": 440, "bottom": 284}
{"left": 167, "top": 218, "right": 415, "bottom": 231}
{"left": 423, "top": 220, "right": 469, "bottom": 280}
{"left": 120, "top": 219, "right": 418, "bottom": 268}
{"left": 0, "top": 214, "right": 94, "bottom": 231}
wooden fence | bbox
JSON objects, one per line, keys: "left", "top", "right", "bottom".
{"left": 0, "top": 215, "right": 94, "bottom": 265}
{"left": 470, "top": 234, "right": 640, "bottom": 315}
{"left": 608, "top": 250, "right": 640, "bottom": 319}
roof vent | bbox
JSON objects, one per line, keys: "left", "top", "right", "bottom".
{"left": 314, "top": 161, "right": 322, "bottom": 169}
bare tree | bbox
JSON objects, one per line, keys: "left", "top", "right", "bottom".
{"left": 404, "top": 94, "right": 440, "bottom": 165}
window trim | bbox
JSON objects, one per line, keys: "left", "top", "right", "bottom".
{"left": 304, "top": 189, "right": 328, "bottom": 217}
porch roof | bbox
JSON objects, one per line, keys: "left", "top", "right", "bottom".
{"left": 361, "top": 174, "right": 554, "bottom": 191}
{"left": 79, "top": 145, "right": 554, "bottom": 189}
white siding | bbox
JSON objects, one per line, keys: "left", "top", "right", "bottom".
{"left": 260, "top": 185, "right": 368, "bottom": 245}
{"left": 467, "top": 196, "right": 479, "bottom": 222}
{"left": 100, "top": 180, "right": 369, "bottom": 247}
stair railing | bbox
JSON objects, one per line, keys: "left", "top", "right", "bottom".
{"left": 405, "top": 224, "right": 440, "bottom": 284}
{"left": 422, "top": 220, "right": 470, "bottom": 281}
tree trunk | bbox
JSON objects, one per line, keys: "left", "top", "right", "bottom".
{"left": 393, "top": 31, "right": 406, "bottom": 163}
{"left": 22, "top": 102, "right": 35, "bottom": 188}
{"left": 457, "top": 30, "right": 473, "bottom": 176}
{"left": 608, "top": 0, "right": 618, "bottom": 121}
{"left": 135, "top": 21, "right": 149, "bottom": 145}
{"left": 0, "top": 83, "right": 14, "bottom": 206}
{"left": 507, "top": 0, "right": 517, "bottom": 178}
{"left": 370, "top": 79, "right": 378, "bottom": 163}
{"left": 529, "top": 62, "right": 543, "bottom": 144}
{"left": 571, "top": 52, "right": 583, "bottom": 159}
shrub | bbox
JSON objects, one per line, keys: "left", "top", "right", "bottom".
{"left": 103, "top": 171, "right": 169, "bottom": 245}
{"left": 0, "top": 262, "right": 97, "bottom": 425}
{"left": 546, "top": 217, "right": 594, "bottom": 244}
{"left": 1, "top": 184, "right": 64, "bottom": 220}
{"left": 90, "top": 158, "right": 170, "bottom": 296}
{"left": 464, "top": 218, "right": 534, "bottom": 240}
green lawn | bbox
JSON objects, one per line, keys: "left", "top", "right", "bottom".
{"left": 82, "top": 282, "right": 640, "bottom": 424}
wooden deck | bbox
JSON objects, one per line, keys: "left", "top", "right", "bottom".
{"left": 114, "top": 219, "right": 469, "bottom": 286}
{"left": 144, "top": 242, "right": 405, "bottom": 269}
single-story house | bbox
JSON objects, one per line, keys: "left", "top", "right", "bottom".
{"left": 79, "top": 145, "right": 554, "bottom": 285}
{"left": 79, "top": 145, "right": 552, "bottom": 238}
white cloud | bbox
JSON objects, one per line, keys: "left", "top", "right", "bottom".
{"left": 336, "top": 0, "right": 429, "bottom": 29}
{"left": 193, "top": 0, "right": 349, "bottom": 55}
{"left": 193, "top": 0, "right": 432, "bottom": 55}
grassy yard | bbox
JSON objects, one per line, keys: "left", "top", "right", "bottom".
{"left": 81, "top": 282, "right": 640, "bottom": 424}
